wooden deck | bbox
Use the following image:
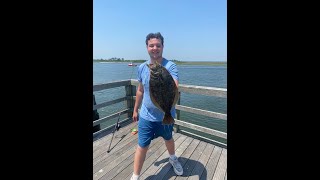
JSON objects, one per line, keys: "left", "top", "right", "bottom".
{"left": 93, "top": 122, "right": 227, "bottom": 180}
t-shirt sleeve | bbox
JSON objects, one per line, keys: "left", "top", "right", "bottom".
{"left": 169, "top": 63, "right": 179, "bottom": 81}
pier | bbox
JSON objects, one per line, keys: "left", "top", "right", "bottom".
{"left": 93, "top": 79, "right": 227, "bottom": 180}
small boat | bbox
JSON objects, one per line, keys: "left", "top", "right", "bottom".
{"left": 128, "top": 62, "right": 137, "bottom": 66}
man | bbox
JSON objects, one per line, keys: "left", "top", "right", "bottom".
{"left": 131, "top": 32, "right": 183, "bottom": 180}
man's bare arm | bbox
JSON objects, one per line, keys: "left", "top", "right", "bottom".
{"left": 132, "top": 82, "right": 144, "bottom": 122}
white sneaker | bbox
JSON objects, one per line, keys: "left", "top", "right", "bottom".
{"left": 130, "top": 176, "right": 139, "bottom": 180}
{"left": 169, "top": 156, "right": 183, "bottom": 176}
{"left": 130, "top": 173, "right": 139, "bottom": 180}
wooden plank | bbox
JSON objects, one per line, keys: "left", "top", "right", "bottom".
{"left": 161, "top": 139, "right": 201, "bottom": 180}
{"left": 94, "top": 123, "right": 137, "bottom": 160}
{"left": 179, "top": 85, "right": 227, "bottom": 98}
{"left": 93, "top": 141, "right": 137, "bottom": 179}
{"left": 97, "top": 134, "right": 138, "bottom": 162}
{"left": 110, "top": 134, "right": 179, "bottom": 180}
{"left": 93, "top": 133, "right": 163, "bottom": 179}
{"left": 212, "top": 148, "right": 227, "bottom": 180}
{"left": 200, "top": 146, "right": 223, "bottom": 180}
{"left": 175, "top": 105, "right": 227, "bottom": 120}
{"left": 93, "top": 96, "right": 127, "bottom": 110}
{"left": 93, "top": 121, "right": 137, "bottom": 157}
{"left": 93, "top": 134, "right": 137, "bottom": 171}
{"left": 101, "top": 152, "right": 136, "bottom": 180}
{"left": 93, "top": 79, "right": 130, "bottom": 92}
{"left": 139, "top": 136, "right": 192, "bottom": 180}
{"left": 175, "top": 141, "right": 208, "bottom": 180}
{"left": 188, "top": 143, "right": 215, "bottom": 180}
{"left": 93, "top": 109, "right": 130, "bottom": 127}
{"left": 93, "top": 124, "right": 137, "bottom": 162}
{"left": 100, "top": 136, "right": 164, "bottom": 180}
{"left": 175, "top": 119, "right": 227, "bottom": 139}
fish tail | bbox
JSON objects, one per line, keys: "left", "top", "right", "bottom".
{"left": 162, "top": 113, "right": 175, "bottom": 125}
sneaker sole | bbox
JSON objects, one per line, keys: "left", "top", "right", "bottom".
{"left": 173, "top": 168, "right": 183, "bottom": 176}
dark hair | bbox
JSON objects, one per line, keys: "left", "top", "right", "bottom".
{"left": 145, "top": 32, "right": 164, "bottom": 46}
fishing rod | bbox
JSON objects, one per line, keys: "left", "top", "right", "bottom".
{"left": 107, "top": 111, "right": 122, "bottom": 153}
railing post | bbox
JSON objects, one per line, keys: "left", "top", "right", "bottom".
{"left": 93, "top": 94, "right": 101, "bottom": 133}
{"left": 174, "top": 91, "right": 181, "bottom": 133}
{"left": 125, "top": 84, "right": 136, "bottom": 119}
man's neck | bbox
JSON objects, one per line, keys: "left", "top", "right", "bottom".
{"left": 150, "top": 57, "right": 163, "bottom": 64}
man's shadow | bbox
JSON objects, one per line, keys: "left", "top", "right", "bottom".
{"left": 144, "top": 157, "right": 207, "bottom": 180}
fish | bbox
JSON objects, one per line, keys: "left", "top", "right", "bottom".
{"left": 147, "top": 61, "right": 179, "bottom": 125}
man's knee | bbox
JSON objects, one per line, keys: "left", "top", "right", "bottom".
{"left": 164, "top": 137, "right": 174, "bottom": 143}
{"left": 137, "top": 144, "right": 149, "bottom": 152}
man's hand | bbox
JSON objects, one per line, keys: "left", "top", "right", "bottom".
{"left": 132, "top": 110, "right": 138, "bottom": 122}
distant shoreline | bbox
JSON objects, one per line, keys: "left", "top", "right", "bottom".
{"left": 93, "top": 60, "right": 227, "bottom": 66}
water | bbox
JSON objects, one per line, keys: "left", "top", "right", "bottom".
{"left": 93, "top": 62, "right": 227, "bottom": 144}
{"left": 93, "top": 62, "right": 227, "bottom": 88}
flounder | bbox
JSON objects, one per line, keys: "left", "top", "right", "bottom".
{"left": 147, "top": 61, "right": 179, "bottom": 124}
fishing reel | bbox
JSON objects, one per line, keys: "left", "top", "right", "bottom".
{"left": 116, "top": 123, "right": 121, "bottom": 131}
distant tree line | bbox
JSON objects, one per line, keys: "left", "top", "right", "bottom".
{"left": 93, "top": 58, "right": 226, "bottom": 66}
{"left": 93, "top": 58, "right": 145, "bottom": 62}
{"left": 94, "top": 57, "right": 124, "bottom": 61}
{"left": 93, "top": 57, "right": 181, "bottom": 63}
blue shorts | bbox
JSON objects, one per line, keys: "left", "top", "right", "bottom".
{"left": 138, "top": 117, "right": 174, "bottom": 148}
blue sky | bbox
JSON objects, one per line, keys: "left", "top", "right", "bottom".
{"left": 93, "top": 0, "right": 226, "bottom": 62}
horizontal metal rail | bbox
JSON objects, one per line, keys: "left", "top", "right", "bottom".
{"left": 93, "top": 117, "right": 131, "bottom": 137}
{"left": 93, "top": 96, "right": 128, "bottom": 110}
{"left": 93, "top": 80, "right": 130, "bottom": 92}
{"left": 93, "top": 109, "right": 130, "bottom": 127}
{"left": 176, "top": 105, "right": 227, "bottom": 120}
{"left": 175, "top": 119, "right": 227, "bottom": 139}
{"left": 179, "top": 130, "right": 227, "bottom": 147}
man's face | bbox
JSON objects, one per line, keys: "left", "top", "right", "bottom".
{"left": 147, "top": 38, "right": 163, "bottom": 60}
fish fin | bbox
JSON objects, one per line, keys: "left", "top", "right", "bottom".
{"left": 162, "top": 113, "right": 175, "bottom": 125}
